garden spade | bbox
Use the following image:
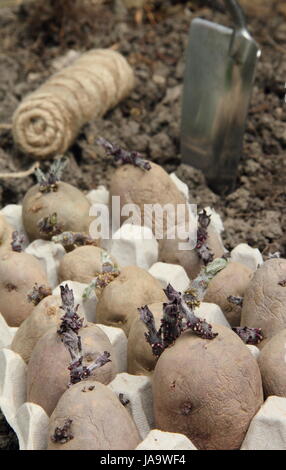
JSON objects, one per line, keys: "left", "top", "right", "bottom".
{"left": 181, "top": 0, "right": 261, "bottom": 194}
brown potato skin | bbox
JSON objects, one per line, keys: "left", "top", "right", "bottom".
{"left": 58, "top": 246, "right": 117, "bottom": 284}
{"left": 27, "top": 323, "right": 117, "bottom": 416}
{"left": 158, "top": 225, "right": 225, "bottom": 279}
{"left": 48, "top": 380, "right": 141, "bottom": 450}
{"left": 128, "top": 302, "right": 163, "bottom": 375}
{"left": 0, "top": 251, "right": 49, "bottom": 326}
{"left": 240, "top": 259, "right": 286, "bottom": 347}
{"left": 153, "top": 325, "right": 263, "bottom": 450}
{"left": 204, "top": 262, "right": 254, "bottom": 326}
{"left": 258, "top": 329, "right": 286, "bottom": 398}
{"left": 109, "top": 162, "right": 187, "bottom": 230}
{"left": 96, "top": 266, "right": 167, "bottom": 336}
{"left": 0, "top": 215, "right": 14, "bottom": 253}
{"left": 22, "top": 182, "right": 92, "bottom": 241}
{"left": 11, "top": 295, "right": 63, "bottom": 363}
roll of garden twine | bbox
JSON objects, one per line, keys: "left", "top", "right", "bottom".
{"left": 12, "top": 49, "right": 135, "bottom": 159}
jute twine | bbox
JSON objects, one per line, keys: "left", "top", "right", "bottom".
{"left": 12, "top": 49, "right": 135, "bottom": 159}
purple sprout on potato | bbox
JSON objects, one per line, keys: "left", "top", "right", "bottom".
{"left": 27, "top": 283, "right": 52, "bottom": 306}
{"left": 35, "top": 156, "right": 68, "bottom": 193}
{"left": 11, "top": 231, "right": 25, "bottom": 252}
{"left": 58, "top": 284, "right": 111, "bottom": 387}
{"left": 97, "top": 137, "right": 151, "bottom": 171}
{"left": 139, "top": 283, "right": 218, "bottom": 357}
{"left": 232, "top": 326, "right": 263, "bottom": 345}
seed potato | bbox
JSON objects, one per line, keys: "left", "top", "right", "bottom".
{"left": 27, "top": 323, "right": 117, "bottom": 416}
{"left": 158, "top": 224, "right": 225, "bottom": 279}
{"left": 0, "top": 250, "right": 49, "bottom": 326}
{"left": 258, "top": 328, "right": 286, "bottom": 398}
{"left": 48, "top": 380, "right": 141, "bottom": 450}
{"left": 11, "top": 295, "right": 65, "bottom": 363}
{"left": 22, "top": 181, "right": 92, "bottom": 241}
{"left": 240, "top": 258, "right": 286, "bottom": 347}
{"left": 96, "top": 266, "right": 167, "bottom": 336}
{"left": 58, "top": 245, "right": 117, "bottom": 284}
{"left": 152, "top": 324, "right": 263, "bottom": 450}
{"left": 204, "top": 261, "right": 254, "bottom": 326}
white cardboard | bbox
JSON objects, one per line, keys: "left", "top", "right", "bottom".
{"left": 97, "top": 324, "right": 127, "bottom": 374}
{"left": 204, "top": 206, "right": 224, "bottom": 236}
{"left": 26, "top": 240, "right": 66, "bottom": 289}
{"left": 170, "top": 173, "right": 189, "bottom": 200}
{"left": 230, "top": 243, "right": 264, "bottom": 271}
{"left": 148, "top": 262, "right": 190, "bottom": 292}
{"left": 53, "top": 280, "right": 97, "bottom": 323}
{"left": 195, "top": 302, "right": 231, "bottom": 328}
{"left": 136, "top": 430, "right": 197, "bottom": 450}
{"left": 0, "top": 313, "right": 17, "bottom": 349}
{"left": 241, "top": 396, "right": 286, "bottom": 450}
{"left": 0, "top": 204, "right": 28, "bottom": 247}
{"left": 0, "top": 348, "right": 27, "bottom": 430}
{"left": 86, "top": 186, "right": 109, "bottom": 206}
{"left": 14, "top": 402, "right": 49, "bottom": 451}
{"left": 110, "top": 224, "right": 158, "bottom": 270}
{"left": 108, "top": 373, "right": 153, "bottom": 439}
{"left": 247, "top": 345, "right": 260, "bottom": 360}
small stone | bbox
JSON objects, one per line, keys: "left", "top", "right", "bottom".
{"left": 152, "top": 74, "right": 166, "bottom": 86}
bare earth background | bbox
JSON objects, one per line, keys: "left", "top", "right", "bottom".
{"left": 0, "top": 0, "right": 285, "bottom": 449}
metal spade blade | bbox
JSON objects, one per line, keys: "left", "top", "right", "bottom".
{"left": 181, "top": 0, "right": 261, "bottom": 194}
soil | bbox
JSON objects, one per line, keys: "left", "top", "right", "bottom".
{"left": 0, "top": 0, "right": 285, "bottom": 449}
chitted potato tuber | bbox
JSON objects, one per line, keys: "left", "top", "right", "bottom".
{"left": 11, "top": 293, "right": 64, "bottom": 363}
{"left": 128, "top": 261, "right": 228, "bottom": 375}
{"left": 58, "top": 246, "right": 118, "bottom": 284}
{"left": 27, "top": 285, "right": 116, "bottom": 415}
{"left": 95, "top": 265, "right": 167, "bottom": 336}
{"left": 152, "top": 325, "right": 263, "bottom": 450}
{"left": 102, "top": 140, "right": 224, "bottom": 279}
{"left": 203, "top": 261, "right": 254, "bottom": 326}
{"left": 12, "top": 49, "right": 135, "bottom": 159}
{"left": 48, "top": 380, "right": 141, "bottom": 450}
{"left": 257, "top": 328, "right": 286, "bottom": 398}
{"left": 22, "top": 158, "right": 92, "bottom": 241}
{"left": 240, "top": 258, "right": 286, "bottom": 347}
{"left": 0, "top": 240, "right": 50, "bottom": 326}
